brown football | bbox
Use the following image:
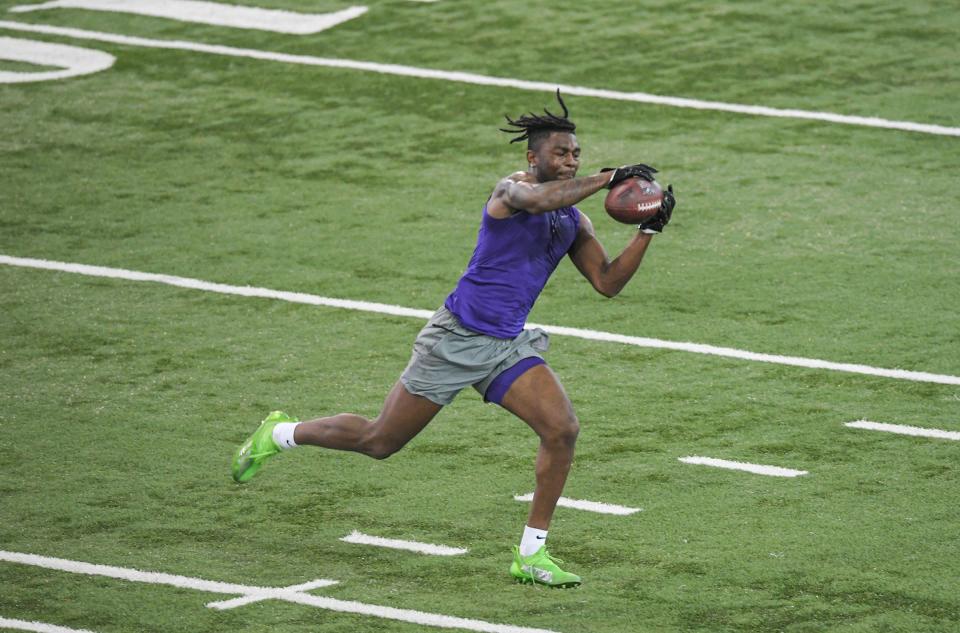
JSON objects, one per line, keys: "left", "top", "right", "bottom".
{"left": 604, "top": 177, "right": 664, "bottom": 224}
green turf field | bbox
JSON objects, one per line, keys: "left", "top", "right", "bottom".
{"left": 1, "top": 1, "right": 959, "bottom": 631}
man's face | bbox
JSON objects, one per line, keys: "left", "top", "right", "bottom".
{"left": 529, "top": 132, "right": 581, "bottom": 182}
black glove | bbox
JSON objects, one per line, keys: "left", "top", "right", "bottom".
{"left": 639, "top": 185, "right": 675, "bottom": 234}
{"left": 601, "top": 164, "right": 658, "bottom": 189}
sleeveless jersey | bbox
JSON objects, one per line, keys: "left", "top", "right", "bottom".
{"left": 444, "top": 204, "right": 581, "bottom": 339}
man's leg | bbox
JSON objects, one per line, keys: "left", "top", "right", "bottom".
{"left": 499, "top": 363, "right": 582, "bottom": 587}
{"left": 293, "top": 381, "right": 443, "bottom": 459}
{"left": 232, "top": 381, "right": 442, "bottom": 482}
{"left": 499, "top": 364, "right": 579, "bottom": 530}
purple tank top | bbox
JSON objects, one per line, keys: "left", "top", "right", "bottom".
{"left": 444, "top": 203, "right": 581, "bottom": 338}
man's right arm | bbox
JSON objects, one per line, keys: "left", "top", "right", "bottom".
{"left": 487, "top": 171, "right": 613, "bottom": 219}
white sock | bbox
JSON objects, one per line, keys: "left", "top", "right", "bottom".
{"left": 519, "top": 525, "right": 548, "bottom": 557}
{"left": 272, "top": 422, "right": 299, "bottom": 450}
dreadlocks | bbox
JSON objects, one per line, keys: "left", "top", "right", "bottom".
{"left": 500, "top": 89, "right": 576, "bottom": 150}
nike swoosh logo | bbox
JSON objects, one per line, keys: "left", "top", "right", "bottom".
{"left": 535, "top": 535, "right": 546, "bottom": 539}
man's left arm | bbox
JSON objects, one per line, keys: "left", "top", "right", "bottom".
{"left": 568, "top": 212, "right": 653, "bottom": 298}
{"left": 568, "top": 185, "right": 676, "bottom": 296}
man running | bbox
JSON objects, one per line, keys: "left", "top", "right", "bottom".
{"left": 232, "top": 90, "right": 676, "bottom": 587}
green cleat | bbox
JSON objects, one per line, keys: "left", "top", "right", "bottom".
{"left": 510, "top": 545, "right": 582, "bottom": 588}
{"left": 231, "top": 411, "right": 298, "bottom": 483}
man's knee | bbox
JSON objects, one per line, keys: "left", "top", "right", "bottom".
{"left": 562, "top": 414, "right": 581, "bottom": 445}
{"left": 361, "top": 428, "right": 405, "bottom": 460}
{"left": 541, "top": 412, "right": 579, "bottom": 447}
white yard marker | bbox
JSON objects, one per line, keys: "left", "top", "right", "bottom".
{"left": 9, "top": 1, "right": 367, "bottom": 35}
{"left": 845, "top": 420, "right": 960, "bottom": 441}
{"left": 0, "top": 618, "right": 98, "bottom": 633}
{"left": 340, "top": 530, "right": 468, "bottom": 556}
{"left": 2, "top": 254, "right": 958, "bottom": 386}
{"left": 205, "top": 578, "right": 339, "bottom": 610}
{"left": 679, "top": 456, "right": 808, "bottom": 478}
{"left": 514, "top": 493, "right": 641, "bottom": 516}
{"left": 0, "top": 550, "right": 560, "bottom": 633}
{"left": 0, "top": 21, "right": 957, "bottom": 137}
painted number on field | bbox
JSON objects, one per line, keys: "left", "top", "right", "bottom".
{"left": 2, "top": 1, "right": 370, "bottom": 84}
{"left": 10, "top": 0, "right": 368, "bottom": 34}
{"left": 0, "top": 36, "right": 114, "bottom": 83}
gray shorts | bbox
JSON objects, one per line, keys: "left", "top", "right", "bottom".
{"left": 400, "top": 306, "right": 550, "bottom": 406}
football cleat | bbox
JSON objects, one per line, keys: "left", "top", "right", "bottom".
{"left": 231, "top": 411, "right": 298, "bottom": 483}
{"left": 510, "top": 545, "right": 582, "bottom": 588}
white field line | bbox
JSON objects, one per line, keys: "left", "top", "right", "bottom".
{"left": 0, "top": 550, "right": 560, "bottom": 633}
{"left": 2, "top": 254, "right": 959, "bottom": 386}
{"left": 0, "top": 21, "right": 957, "bottom": 138}
{"left": 340, "top": 530, "right": 468, "bottom": 556}
{"left": 513, "top": 493, "right": 641, "bottom": 516}
{"left": 678, "top": 456, "right": 808, "bottom": 477}
{"left": 845, "top": 420, "right": 960, "bottom": 441}
{"left": 526, "top": 322, "right": 960, "bottom": 386}
{"left": 9, "top": 1, "right": 368, "bottom": 35}
{"left": 0, "top": 618, "right": 98, "bottom": 633}
{"left": 0, "top": 549, "right": 304, "bottom": 595}
{"left": 244, "top": 592, "right": 560, "bottom": 633}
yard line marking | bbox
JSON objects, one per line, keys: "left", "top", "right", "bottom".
{"left": 845, "top": 420, "right": 960, "bottom": 441}
{"left": 524, "top": 323, "right": 960, "bottom": 386}
{"left": 0, "top": 21, "right": 956, "bottom": 138}
{"left": 0, "top": 254, "right": 433, "bottom": 318}
{"left": 679, "top": 456, "right": 808, "bottom": 477}
{"left": 0, "top": 617, "right": 98, "bottom": 633}
{"left": 240, "top": 592, "right": 560, "bottom": 633}
{"left": 514, "top": 493, "right": 641, "bottom": 516}
{"left": 340, "top": 530, "right": 468, "bottom": 556}
{"left": 2, "top": 254, "right": 959, "bottom": 386}
{"left": 0, "top": 549, "right": 299, "bottom": 595}
{"left": 0, "top": 550, "right": 560, "bottom": 633}
{"left": 9, "top": 1, "right": 368, "bottom": 35}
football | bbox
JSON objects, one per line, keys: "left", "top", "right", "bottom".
{"left": 604, "top": 177, "right": 664, "bottom": 224}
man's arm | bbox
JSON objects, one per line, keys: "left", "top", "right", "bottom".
{"left": 568, "top": 211, "right": 653, "bottom": 298}
{"left": 487, "top": 171, "right": 612, "bottom": 218}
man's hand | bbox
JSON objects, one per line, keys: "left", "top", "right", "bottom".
{"left": 601, "top": 164, "right": 658, "bottom": 189}
{"left": 639, "top": 185, "right": 676, "bottom": 234}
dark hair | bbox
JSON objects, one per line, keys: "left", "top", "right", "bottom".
{"left": 500, "top": 89, "right": 576, "bottom": 150}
